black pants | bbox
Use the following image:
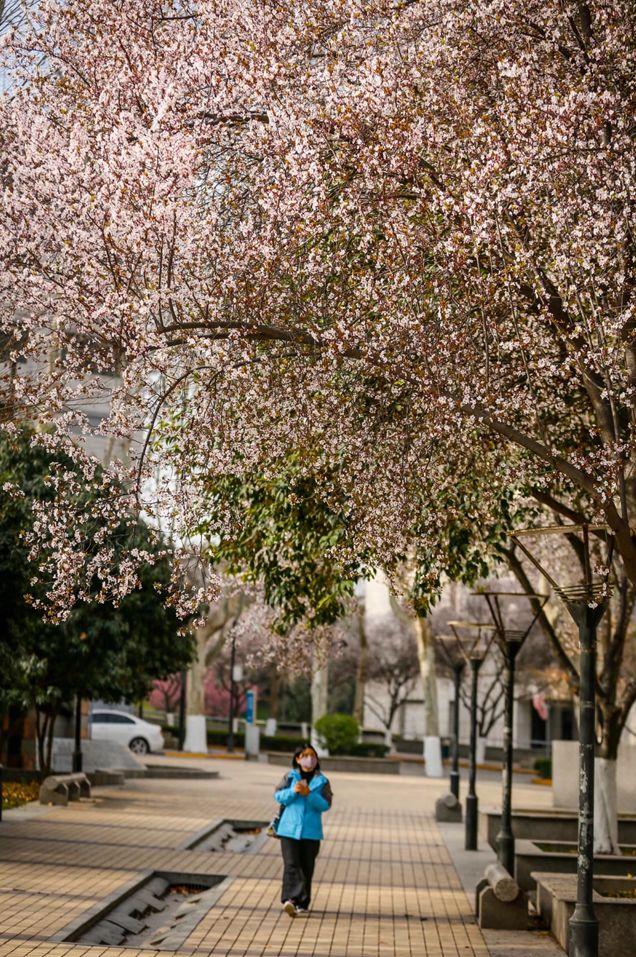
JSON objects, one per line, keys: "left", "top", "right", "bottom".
{"left": 280, "top": 837, "right": 321, "bottom": 908}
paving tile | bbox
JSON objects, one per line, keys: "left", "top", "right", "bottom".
{"left": 0, "top": 758, "right": 556, "bottom": 957}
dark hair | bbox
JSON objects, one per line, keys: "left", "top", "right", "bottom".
{"left": 291, "top": 743, "right": 320, "bottom": 773}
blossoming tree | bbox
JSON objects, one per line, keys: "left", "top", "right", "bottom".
{"left": 1, "top": 0, "right": 635, "bottom": 842}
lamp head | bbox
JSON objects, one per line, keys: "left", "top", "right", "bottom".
{"left": 511, "top": 524, "right": 614, "bottom": 610}
{"left": 447, "top": 620, "right": 496, "bottom": 663}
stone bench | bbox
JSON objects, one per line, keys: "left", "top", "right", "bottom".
{"left": 39, "top": 772, "right": 91, "bottom": 806}
{"left": 475, "top": 861, "right": 527, "bottom": 930}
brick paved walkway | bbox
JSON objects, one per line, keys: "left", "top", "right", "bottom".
{"left": 0, "top": 757, "right": 553, "bottom": 957}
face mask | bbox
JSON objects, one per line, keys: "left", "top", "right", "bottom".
{"left": 299, "top": 755, "right": 317, "bottom": 771}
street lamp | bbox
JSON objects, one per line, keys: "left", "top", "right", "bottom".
{"left": 511, "top": 524, "right": 614, "bottom": 957}
{"left": 227, "top": 628, "right": 237, "bottom": 753}
{"left": 448, "top": 620, "right": 495, "bottom": 851}
{"left": 475, "top": 590, "right": 548, "bottom": 875}
{"left": 436, "top": 636, "right": 466, "bottom": 803}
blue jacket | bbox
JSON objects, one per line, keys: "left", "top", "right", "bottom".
{"left": 274, "top": 768, "right": 332, "bottom": 841}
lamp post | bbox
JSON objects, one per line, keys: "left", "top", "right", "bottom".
{"left": 476, "top": 590, "right": 548, "bottom": 875}
{"left": 449, "top": 621, "right": 495, "bottom": 851}
{"left": 227, "top": 628, "right": 238, "bottom": 753}
{"left": 512, "top": 524, "right": 614, "bottom": 957}
{"left": 437, "top": 636, "right": 465, "bottom": 801}
{"left": 450, "top": 660, "right": 464, "bottom": 800}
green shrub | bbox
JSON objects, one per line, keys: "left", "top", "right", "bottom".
{"left": 206, "top": 728, "right": 246, "bottom": 748}
{"left": 262, "top": 734, "right": 305, "bottom": 752}
{"left": 314, "top": 713, "right": 359, "bottom": 755}
{"left": 533, "top": 757, "right": 552, "bottom": 779}
{"left": 205, "top": 728, "right": 305, "bottom": 752}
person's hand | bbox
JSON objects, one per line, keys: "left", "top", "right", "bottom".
{"left": 294, "top": 781, "right": 310, "bottom": 795}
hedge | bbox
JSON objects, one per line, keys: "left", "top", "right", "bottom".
{"left": 533, "top": 757, "right": 552, "bottom": 779}
{"left": 206, "top": 728, "right": 245, "bottom": 747}
{"left": 349, "top": 742, "right": 389, "bottom": 758}
{"left": 163, "top": 724, "right": 389, "bottom": 758}
{"left": 205, "top": 728, "right": 305, "bottom": 752}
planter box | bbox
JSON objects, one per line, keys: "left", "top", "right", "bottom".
{"left": 516, "top": 839, "right": 636, "bottom": 892}
{"left": 481, "top": 807, "right": 636, "bottom": 850}
{"left": 535, "top": 872, "right": 636, "bottom": 957}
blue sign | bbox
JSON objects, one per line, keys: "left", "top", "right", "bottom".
{"left": 245, "top": 689, "right": 255, "bottom": 725}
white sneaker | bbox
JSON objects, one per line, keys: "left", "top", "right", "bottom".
{"left": 295, "top": 907, "right": 309, "bottom": 916}
{"left": 283, "top": 901, "right": 296, "bottom": 918}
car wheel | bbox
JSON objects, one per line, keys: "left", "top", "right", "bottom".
{"left": 129, "top": 737, "right": 149, "bottom": 755}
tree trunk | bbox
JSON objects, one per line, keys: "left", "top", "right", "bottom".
{"left": 594, "top": 757, "right": 619, "bottom": 855}
{"left": 187, "top": 593, "right": 244, "bottom": 715}
{"left": 269, "top": 666, "right": 280, "bottom": 721}
{"left": 184, "top": 609, "right": 228, "bottom": 753}
{"left": 45, "top": 708, "right": 57, "bottom": 775}
{"left": 353, "top": 608, "right": 368, "bottom": 727}
{"left": 414, "top": 616, "right": 439, "bottom": 735}
{"left": 595, "top": 710, "right": 622, "bottom": 855}
{"left": 188, "top": 623, "right": 210, "bottom": 716}
{"left": 311, "top": 659, "right": 329, "bottom": 755}
{"left": 414, "top": 615, "right": 443, "bottom": 777}
{"left": 35, "top": 708, "right": 47, "bottom": 773}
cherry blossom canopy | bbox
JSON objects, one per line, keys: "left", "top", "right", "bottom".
{"left": 0, "top": 0, "right": 634, "bottom": 608}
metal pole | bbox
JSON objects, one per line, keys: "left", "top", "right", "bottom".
{"left": 568, "top": 602, "right": 604, "bottom": 957}
{"left": 450, "top": 663, "right": 463, "bottom": 800}
{"left": 72, "top": 696, "right": 83, "bottom": 773}
{"left": 465, "top": 657, "right": 482, "bottom": 850}
{"left": 227, "top": 631, "right": 237, "bottom": 753}
{"left": 496, "top": 640, "right": 521, "bottom": 874}
{"left": 177, "top": 669, "right": 187, "bottom": 751}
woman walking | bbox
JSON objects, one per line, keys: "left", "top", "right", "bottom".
{"left": 274, "top": 744, "right": 333, "bottom": 917}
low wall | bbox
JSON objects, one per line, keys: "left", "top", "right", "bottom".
{"left": 481, "top": 807, "right": 636, "bottom": 849}
{"left": 552, "top": 741, "right": 636, "bottom": 812}
{"left": 516, "top": 839, "right": 636, "bottom": 892}
{"left": 52, "top": 738, "right": 146, "bottom": 774}
{"left": 266, "top": 753, "right": 400, "bottom": 774}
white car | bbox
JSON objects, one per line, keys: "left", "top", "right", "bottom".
{"left": 90, "top": 709, "right": 164, "bottom": 755}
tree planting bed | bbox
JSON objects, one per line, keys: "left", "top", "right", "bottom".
{"left": 516, "top": 839, "right": 636, "bottom": 892}
{"left": 481, "top": 807, "right": 636, "bottom": 850}
{"left": 57, "top": 871, "right": 229, "bottom": 950}
{"left": 179, "top": 819, "right": 269, "bottom": 853}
